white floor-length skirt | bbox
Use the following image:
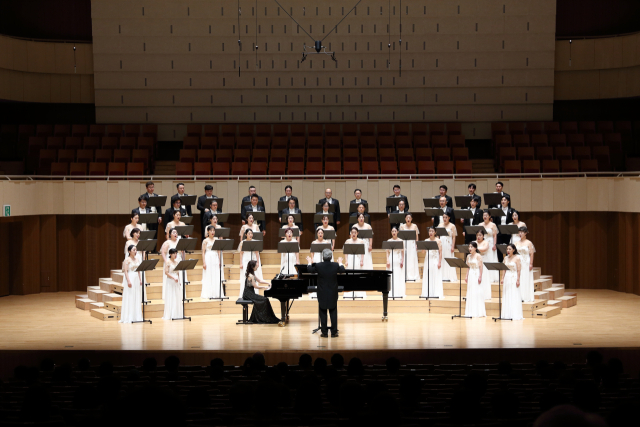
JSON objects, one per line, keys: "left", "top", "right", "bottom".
{"left": 421, "top": 249, "right": 444, "bottom": 299}
{"left": 440, "top": 235, "right": 457, "bottom": 281}
{"left": 501, "top": 270, "right": 524, "bottom": 320}
{"left": 201, "top": 250, "right": 224, "bottom": 299}
{"left": 344, "top": 256, "right": 366, "bottom": 299}
{"left": 404, "top": 240, "right": 420, "bottom": 281}
{"left": 465, "top": 266, "right": 486, "bottom": 318}
{"left": 388, "top": 249, "right": 405, "bottom": 298}
{"left": 162, "top": 271, "right": 184, "bottom": 320}
{"left": 119, "top": 270, "right": 143, "bottom": 323}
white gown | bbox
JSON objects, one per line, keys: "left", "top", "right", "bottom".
{"left": 201, "top": 239, "right": 224, "bottom": 299}
{"left": 516, "top": 242, "right": 536, "bottom": 302}
{"left": 465, "top": 257, "right": 486, "bottom": 318}
{"left": 501, "top": 256, "right": 524, "bottom": 320}
{"left": 123, "top": 240, "right": 143, "bottom": 264}
{"left": 479, "top": 245, "right": 494, "bottom": 300}
{"left": 280, "top": 244, "right": 299, "bottom": 275}
{"left": 387, "top": 239, "right": 405, "bottom": 298}
{"left": 162, "top": 262, "right": 184, "bottom": 320}
{"left": 401, "top": 224, "right": 420, "bottom": 280}
{"left": 421, "top": 242, "right": 444, "bottom": 299}
{"left": 161, "top": 240, "right": 182, "bottom": 301}
{"left": 354, "top": 224, "right": 374, "bottom": 270}
{"left": 484, "top": 225, "right": 500, "bottom": 282}
{"left": 119, "top": 259, "right": 143, "bottom": 323}
{"left": 439, "top": 226, "right": 457, "bottom": 281}
{"left": 344, "top": 239, "right": 366, "bottom": 299}
{"left": 239, "top": 247, "right": 261, "bottom": 297}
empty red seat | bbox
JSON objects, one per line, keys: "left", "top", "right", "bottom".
{"left": 194, "top": 162, "right": 211, "bottom": 177}
{"left": 89, "top": 162, "right": 106, "bottom": 176}
{"left": 380, "top": 161, "right": 398, "bottom": 175}
{"left": 38, "top": 149, "right": 57, "bottom": 174}
{"left": 114, "top": 149, "right": 131, "bottom": 163}
{"left": 413, "top": 135, "right": 430, "bottom": 149}
{"left": 95, "top": 149, "right": 113, "bottom": 163}
{"left": 256, "top": 124, "right": 272, "bottom": 138}
{"left": 175, "top": 162, "right": 193, "bottom": 177}
{"left": 567, "top": 134, "right": 585, "bottom": 147}
{"left": 119, "top": 136, "right": 137, "bottom": 149}
{"left": 289, "top": 136, "right": 305, "bottom": 150}
{"left": 343, "top": 148, "right": 359, "bottom": 162}
{"left": 536, "top": 147, "right": 554, "bottom": 161}
{"left": 108, "top": 162, "right": 126, "bottom": 177}
{"left": 513, "top": 134, "right": 530, "bottom": 148}
{"left": 555, "top": 147, "right": 572, "bottom": 161}
{"left": 132, "top": 149, "right": 150, "bottom": 172}
{"left": 50, "top": 162, "right": 68, "bottom": 176}
{"left": 307, "top": 136, "right": 323, "bottom": 149}
{"left": 36, "top": 124, "right": 53, "bottom": 137}
{"left": 542, "top": 160, "right": 560, "bottom": 174}
{"left": 234, "top": 149, "right": 251, "bottom": 163}
{"left": 306, "top": 161, "right": 323, "bottom": 175}
{"left": 82, "top": 136, "right": 100, "bottom": 150}
{"left": 203, "top": 124, "right": 220, "bottom": 137}
{"left": 127, "top": 162, "right": 144, "bottom": 177}
{"left": 531, "top": 134, "right": 548, "bottom": 147}
{"left": 58, "top": 149, "right": 76, "bottom": 163}
{"left": 561, "top": 160, "right": 579, "bottom": 173}
{"left": 101, "top": 136, "right": 119, "bottom": 150}
{"left": 197, "top": 149, "right": 215, "bottom": 163}
{"left": 518, "top": 147, "right": 535, "bottom": 161}
{"left": 236, "top": 136, "right": 253, "bottom": 150}
{"left": 581, "top": 159, "right": 599, "bottom": 172}
{"left": 504, "top": 160, "right": 521, "bottom": 174}
{"left": 216, "top": 149, "right": 233, "bottom": 163}
{"left": 429, "top": 123, "right": 445, "bottom": 136}
{"left": 187, "top": 124, "right": 203, "bottom": 137}
{"left": 431, "top": 135, "right": 448, "bottom": 148}
{"left": 269, "top": 162, "right": 286, "bottom": 176}
{"left": 250, "top": 161, "right": 267, "bottom": 176}
{"left": 585, "top": 134, "right": 603, "bottom": 147}
{"left": 76, "top": 149, "right": 94, "bottom": 163}
{"left": 579, "top": 121, "right": 596, "bottom": 134}
{"left": 456, "top": 160, "right": 473, "bottom": 174}
{"left": 379, "top": 148, "right": 396, "bottom": 162}
{"left": 446, "top": 122, "right": 462, "bottom": 135}
{"left": 544, "top": 121, "right": 560, "bottom": 135}
{"left": 231, "top": 161, "right": 249, "bottom": 176}
{"left": 412, "top": 123, "right": 427, "bottom": 138}
{"left": 433, "top": 147, "right": 451, "bottom": 161}
{"left": 289, "top": 148, "right": 305, "bottom": 163}
{"left": 89, "top": 125, "right": 105, "bottom": 137}
{"left": 509, "top": 122, "right": 525, "bottom": 135}
{"left": 325, "top": 148, "right": 341, "bottom": 162}
{"left": 398, "top": 148, "right": 414, "bottom": 162}
{"left": 46, "top": 137, "right": 65, "bottom": 150}
{"left": 377, "top": 123, "right": 393, "bottom": 137}
{"left": 416, "top": 147, "right": 433, "bottom": 161}
{"left": 71, "top": 125, "right": 88, "bottom": 137}
{"left": 561, "top": 121, "right": 578, "bottom": 134}
{"left": 417, "top": 161, "right": 436, "bottom": 174}
{"left": 449, "top": 135, "right": 465, "bottom": 148}
{"left": 491, "top": 122, "right": 508, "bottom": 139}
{"left": 395, "top": 123, "right": 410, "bottom": 136}
{"left": 592, "top": 146, "right": 610, "bottom": 170}
{"left": 124, "top": 124, "right": 140, "bottom": 137}
{"left": 288, "top": 161, "right": 304, "bottom": 175}
{"left": 183, "top": 136, "right": 200, "bottom": 150}
{"left": 105, "top": 124, "right": 122, "bottom": 137}
{"left": 452, "top": 147, "right": 469, "bottom": 161}
{"left": 362, "top": 161, "right": 379, "bottom": 175}
{"left": 343, "top": 161, "right": 360, "bottom": 175}
{"left": 597, "top": 121, "right": 614, "bottom": 133}
{"left": 395, "top": 135, "right": 413, "bottom": 149}
{"left": 549, "top": 134, "right": 567, "bottom": 147}
{"left": 604, "top": 133, "right": 622, "bottom": 153}
{"left": 523, "top": 160, "right": 540, "bottom": 174}
{"left": 360, "top": 135, "right": 377, "bottom": 149}
{"left": 436, "top": 161, "right": 454, "bottom": 176}
{"left": 307, "top": 148, "right": 323, "bottom": 162}
{"left": 378, "top": 135, "right": 395, "bottom": 149}
{"left": 213, "top": 162, "right": 230, "bottom": 175}
{"left": 65, "top": 136, "right": 82, "bottom": 150}
{"left": 573, "top": 146, "right": 591, "bottom": 161}
{"left": 69, "top": 162, "right": 87, "bottom": 176}
{"left": 499, "top": 147, "right": 517, "bottom": 167}
{"left": 399, "top": 161, "right": 416, "bottom": 175}
{"left": 325, "top": 161, "right": 342, "bottom": 175}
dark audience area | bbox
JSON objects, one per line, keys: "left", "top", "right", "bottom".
{"left": 1, "top": 351, "right": 638, "bottom": 427}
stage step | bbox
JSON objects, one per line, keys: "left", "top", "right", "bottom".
{"left": 557, "top": 295, "right": 577, "bottom": 308}
{"left": 545, "top": 287, "right": 564, "bottom": 300}
{"left": 86, "top": 285, "right": 100, "bottom": 293}
{"left": 76, "top": 298, "right": 95, "bottom": 310}
{"left": 102, "top": 293, "right": 122, "bottom": 302}
{"left": 75, "top": 294, "right": 88, "bottom": 300}
{"left": 531, "top": 306, "right": 562, "bottom": 319}
{"left": 534, "top": 291, "right": 549, "bottom": 300}
{"left": 90, "top": 302, "right": 105, "bottom": 310}
{"left": 87, "top": 289, "right": 108, "bottom": 303}
{"left": 90, "top": 308, "right": 119, "bottom": 321}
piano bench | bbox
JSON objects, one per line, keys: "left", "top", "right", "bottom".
{"left": 236, "top": 298, "right": 254, "bottom": 325}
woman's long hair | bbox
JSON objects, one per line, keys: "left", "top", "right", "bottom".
{"left": 245, "top": 260, "right": 257, "bottom": 279}
{"left": 507, "top": 243, "right": 519, "bottom": 255}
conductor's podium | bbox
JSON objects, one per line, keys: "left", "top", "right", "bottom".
{"left": 79, "top": 249, "right": 577, "bottom": 321}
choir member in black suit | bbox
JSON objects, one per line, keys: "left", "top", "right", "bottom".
{"left": 493, "top": 196, "right": 515, "bottom": 261}
{"left": 462, "top": 197, "right": 484, "bottom": 244}
{"left": 278, "top": 185, "right": 299, "bottom": 208}
{"left": 390, "top": 200, "right": 409, "bottom": 229}
{"left": 318, "top": 188, "right": 341, "bottom": 227}
{"left": 350, "top": 189, "right": 368, "bottom": 208}
{"left": 131, "top": 194, "right": 149, "bottom": 217}
{"left": 280, "top": 198, "right": 303, "bottom": 232}
{"left": 349, "top": 203, "right": 371, "bottom": 223}
{"left": 164, "top": 196, "right": 187, "bottom": 226}
{"left": 466, "top": 183, "right": 481, "bottom": 205}
{"left": 242, "top": 194, "right": 266, "bottom": 234}
{"left": 197, "top": 185, "right": 218, "bottom": 234}
{"left": 490, "top": 181, "right": 511, "bottom": 208}
{"left": 432, "top": 196, "right": 455, "bottom": 228}
{"left": 386, "top": 184, "right": 410, "bottom": 214}
{"left": 241, "top": 186, "right": 264, "bottom": 225}
{"left": 140, "top": 181, "right": 162, "bottom": 231}
{"left": 173, "top": 183, "right": 192, "bottom": 216}
{"left": 202, "top": 199, "right": 224, "bottom": 229}
{"left": 434, "top": 185, "right": 453, "bottom": 208}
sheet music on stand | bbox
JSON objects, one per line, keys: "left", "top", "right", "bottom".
{"left": 132, "top": 258, "right": 159, "bottom": 325}
{"left": 316, "top": 203, "right": 336, "bottom": 213}
{"left": 278, "top": 228, "right": 300, "bottom": 237}
{"left": 140, "top": 230, "right": 156, "bottom": 240}
{"left": 146, "top": 196, "right": 167, "bottom": 209}
{"left": 138, "top": 213, "right": 159, "bottom": 224}
{"left": 454, "top": 196, "right": 473, "bottom": 209}
{"left": 280, "top": 213, "right": 302, "bottom": 224}
{"left": 382, "top": 240, "right": 404, "bottom": 299}
{"left": 314, "top": 213, "right": 334, "bottom": 224}
{"left": 172, "top": 259, "right": 199, "bottom": 321}
{"left": 342, "top": 243, "right": 365, "bottom": 300}
{"left": 349, "top": 202, "right": 368, "bottom": 213}
{"left": 174, "top": 225, "right": 194, "bottom": 237}
{"left": 203, "top": 198, "right": 224, "bottom": 211}
{"left": 179, "top": 195, "right": 197, "bottom": 206}
{"left": 423, "top": 198, "right": 441, "bottom": 208}
{"left": 484, "top": 262, "right": 511, "bottom": 322}
{"left": 483, "top": 193, "right": 503, "bottom": 207}
{"left": 317, "top": 229, "right": 336, "bottom": 240}
{"left": 210, "top": 239, "right": 234, "bottom": 301}
{"left": 181, "top": 216, "right": 194, "bottom": 225}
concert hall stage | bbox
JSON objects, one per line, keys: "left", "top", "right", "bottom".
{"left": 2, "top": 288, "right": 640, "bottom": 378}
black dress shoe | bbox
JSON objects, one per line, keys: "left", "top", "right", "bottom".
{"left": 331, "top": 333, "right": 339, "bottom": 338}
{"left": 320, "top": 333, "right": 328, "bottom": 338}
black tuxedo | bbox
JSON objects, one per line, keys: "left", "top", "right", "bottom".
{"left": 173, "top": 193, "right": 192, "bottom": 216}
{"left": 432, "top": 207, "right": 455, "bottom": 228}
{"left": 140, "top": 192, "right": 162, "bottom": 231}
{"left": 463, "top": 208, "right": 485, "bottom": 244}
{"left": 280, "top": 207, "right": 304, "bottom": 231}
{"left": 279, "top": 195, "right": 299, "bottom": 208}
{"left": 242, "top": 204, "right": 266, "bottom": 230}
{"left": 467, "top": 194, "right": 482, "bottom": 206}
{"left": 131, "top": 207, "right": 150, "bottom": 217}
{"left": 435, "top": 194, "right": 453, "bottom": 208}
{"left": 490, "top": 192, "right": 511, "bottom": 208}
{"left": 307, "top": 260, "right": 345, "bottom": 335}
{"left": 197, "top": 195, "right": 218, "bottom": 235}
{"left": 241, "top": 195, "right": 264, "bottom": 220}
{"left": 390, "top": 209, "right": 410, "bottom": 230}
{"left": 386, "top": 194, "right": 409, "bottom": 214}
{"left": 494, "top": 207, "right": 515, "bottom": 261}
{"left": 349, "top": 199, "right": 368, "bottom": 213}
{"left": 164, "top": 206, "right": 187, "bottom": 226}
{"left": 318, "top": 198, "right": 341, "bottom": 227}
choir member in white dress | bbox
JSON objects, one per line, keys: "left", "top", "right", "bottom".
{"left": 438, "top": 212, "right": 458, "bottom": 282}
{"left": 515, "top": 227, "right": 536, "bottom": 302}
{"left": 481, "top": 210, "right": 500, "bottom": 283}
{"left": 501, "top": 244, "right": 524, "bottom": 320}
{"left": 386, "top": 227, "right": 405, "bottom": 298}
{"left": 162, "top": 248, "right": 184, "bottom": 320}
{"left": 465, "top": 242, "right": 486, "bottom": 318}
{"left": 238, "top": 228, "right": 262, "bottom": 297}
{"left": 279, "top": 228, "right": 300, "bottom": 275}
{"left": 119, "top": 245, "right": 143, "bottom": 323}
{"left": 316, "top": 215, "right": 336, "bottom": 251}
{"left": 165, "top": 210, "right": 187, "bottom": 239}
{"left": 282, "top": 215, "right": 301, "bottom": 244}
{"left": 353, "top": 213, "right": 373, "bottom": 270}
{"left": 510, "top": 211, "right": 526, "bottom": 245}
{"left": 201, "top": 226, "right": 224, "bottom": 299}
{"left": 474, "top": 230, "right": 493, "bottom": 301}
{"left": 421, "top": 227, "right": 444, "bottom": 299}
{"left": 399, "top": 214, "right": 420, "bottom": 280}
{"left": 160, "top": 229, "right": 181, "bottom": 301}
{"left": 123, "top": 228, "right": 143, "bottom": 264}
{"left": 343, "top": 227, "right": 366, "bottom": 299}
{"left": 309, "top": 228, "right": 333, "bottom": 299}
{"left": 239, "top": 214, "right": 261, "bottom": 241}
{"left": 123, "top": 213, "right": 144, "bottom": 239}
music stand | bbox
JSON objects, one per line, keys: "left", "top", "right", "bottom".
{"left": 483, "top": 193, "right": 503, "bottom": 207}
{"left": 446, "top": 257, "right": 472, "bottom": 320}
{"left": 277, "top": 241, "right": 300, "bottom": 275}
{"left": 136, "top": 239, "right": 157, "bottom": 257}
{"left": 498, "top": 224, "right": 520, "bottom": 237}
{"left": 456, "top": 244, "right": 471, "bottom": 254}
{"left": 398, "top": 229, "right": 416, "bottom": 282}
{"left": 485, "top": 262, "right": 511, "bottom": 322}
{"left": 146, "top": 195, "right": 167, "bottom": 209}
{"left": 132, "top": 258, "right": 159, "bottom": 325}
{"left": 208, "top": 212, "right": 229, "bottom": 223}
{"left": 465, "top": 226, "right": 488, "bottom": 237}
{"left": 454, "top": 209, "right": 474, "bottom": 220}
{"left": 212, "top": 227, "right": 230, "bottom": 238}
{"left": 342, "top": 243, "right": 365, "bottom": 299}
{"left": 139, "top": 213, "right": 159, "bottom": 224}
{"left": 316, "top": 203, "right": 336, "bottom": 213}
{"left": 389, "top": 213, "right": 409, "bottom": 226}
{"left": 386, "top": 197, "right": 405, "bottom": 212}
{"left": 203, "top": 198, "right": 224, "bottom": 211}
{"left": 349, "top": 215, "right": 370, "bottom": 224}
{"left": 243, "top": 199, "right": 265, "bottom": 208}
{"left": 181, "top": 215, "right": 193, "bottom": 225}
{"left": 489, "top": 208, "right": 506, "bottom": 218}
{"left": 382, "top": 241, "right": 404, "bottom": 299}
{"left": 241, "top": 240, "right": 263, "bottom": 263}
{"left": 278, "top": 228, "right": 300, "bottom": 237}
{"left": 314, "top": 213, "right": 334, "bottom": 225}
{"left": 349, "top": 202, "right": 368, "bottom": 213}
{"left": 174, "top": 225, "right": 195, "bottom": 238}
{"left": 210, "top": 239, "right": 234, "bottom": 301}
{"left": 140, "top": 230, "right": 156, "bottom": 240}
{"left": 423, "top": 198, "right": 441, "bottom": 208}
{"left": 417, "top": 240, "right": 440, "bottom": 299}
{"left": 280, "top": 213, "right": 302, "bottom": 224}
{"left": 247, "top": 211, "right": 265, "bottom": 223}
{"left": 176, "top": 238, "right": 198, "bottom": 259}
{"left": 180, "top": 195, "right": 197, "bottom": 206}
{"left": 454, "top": 196, "right": 473, "bottom": 209}
{"left": 172, "top": 259, "right": 198, "bottom": 321}
{"left": 319, "top": 229, "right": 336, "bottom": 240}
{"left": 425, "top": 207, "right": 445, "bottom": 218}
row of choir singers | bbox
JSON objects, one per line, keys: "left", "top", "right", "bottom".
{"left": 119, "top": 222, "right": 535, "bottom": 324}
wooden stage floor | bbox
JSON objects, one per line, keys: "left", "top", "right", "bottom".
{"left": 1, "top": 289, "right": 639, "bottom": 352}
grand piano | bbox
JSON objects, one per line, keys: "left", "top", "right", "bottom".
{"left": 265, "top": 265, "right": 392, "bottom": 326}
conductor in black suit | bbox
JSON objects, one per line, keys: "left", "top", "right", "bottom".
{"left": 318, "top": 188, "right": 341, "bottom": 227}
{"left": 306, "top": 250, "right": 345, "bottom": 338}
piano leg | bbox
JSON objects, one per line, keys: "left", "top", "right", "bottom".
{"left": 278, "top": 300, "right": 287, "bottom": 327}
{"left": 382, "top": 292, "right": 389, "bottom": 321}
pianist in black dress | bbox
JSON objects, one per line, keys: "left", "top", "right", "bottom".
{"left": 243, "top": 260, "right": 280, "bottom": 324}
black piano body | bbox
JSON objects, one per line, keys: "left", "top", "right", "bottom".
{"left": 265, "top": 265, "right": 392, "bottom": 324}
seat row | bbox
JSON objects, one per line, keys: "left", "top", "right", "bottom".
{"left": 174, "top": 160, "right": 473, "bottom": 177}
{"left": 28, "top": 136, "right": 155, "bottom": 151}
{"left": 504, "top": 159, "right": 600, "bottom": 174}
{"left": 494, "top": 133, "right": 622, "bottom": 152}
{"left": 491, "top": 120, "right": 632, "bottom": 138}
{"left": 48, "top": 162, "right": 144, "bottom": 177}
{"left": 38, "top": 149, "right": 150, "bottom": 174}
{"left": 5, "top": 124, "right": 158, "bottom": 140}
{"left": 499, "top": 146, "right": 611, "bottom": 171}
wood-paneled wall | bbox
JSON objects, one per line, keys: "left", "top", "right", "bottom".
{"left": 3, "top": 177, "right": 640, "bottom": 217}
{"left": 2, "top": 210, "right": 639, "bottom": 297}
